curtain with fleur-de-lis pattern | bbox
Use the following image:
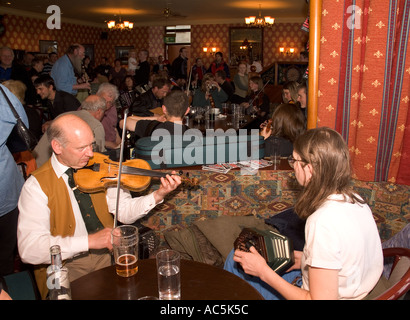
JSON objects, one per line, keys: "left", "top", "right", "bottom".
{"left": 317, "top": 0, "right": 410, "bottom": 185}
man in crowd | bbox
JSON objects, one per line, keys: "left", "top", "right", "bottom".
{"left": 208, "top": 51, "right": 230, "bottom": 80}
{"left": 129, "top": 77, "right": 171, "bottom": 117}
{"left": 297, "top": 82, "right": 307, "bottom": 118}
{"left": 18, "top": 113, "right": 182, "bottom": 299}
{"left": 171, "top": 47, "right": 188, "bottom": 80}
{"left": 134, "top": 49, "right": 150, "bottom": 88}
{"left": 121, "top": 90, "right": 190, "bottom": 139}
{"left": 51, "top": 44, "right": 91, "bottom": 95}
{"left": 34, "top": 74, "right": 81, "bottom": 132}
{"left": 215, "top": 70, "right": 234, "bottom": 103}
{"left": 33, "top": 94, "right": 107, "bottom": 168}
{"left": 0, "top": 46, "right": 35, "bottom": 105}
{"left": 41, "top": 52, "right": 58, "bottom": 75}
{"left": 95, "top": 57, "right": 111, "bottom": 80}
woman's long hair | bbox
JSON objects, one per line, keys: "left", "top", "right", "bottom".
{"left": 270, "top": 103, "right": 306, "bottom": 142}
{"left": 293, "top": 127, "right": 365, "bottom": 219}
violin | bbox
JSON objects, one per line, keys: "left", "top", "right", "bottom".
{"left": 259, "top": 118, "right": 273, "bottom": 139}
{"left": 264, "top": 119, "right": 273, "bottom": 135}
{"left": 73, "top": 152, "right": 198, "bottom": 193}
{"left": 249, "top": 91, "right": 264, "bottom": 108}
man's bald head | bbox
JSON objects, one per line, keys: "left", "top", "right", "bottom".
{"left": 47, "top": 114, "right": 95, "bottom": 169}
{"left": 47, "top": 114, "right": 91, "bottom": 146}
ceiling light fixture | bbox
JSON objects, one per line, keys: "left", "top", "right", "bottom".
{"left": 107, "top": 16, "right": 133, "bottom": 31}
{"left": 245, "top": 4, "right": 274, "bottom": 28}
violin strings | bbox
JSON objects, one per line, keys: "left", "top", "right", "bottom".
{"left": 120, "top": 165, "right": 167, "bottom": 178}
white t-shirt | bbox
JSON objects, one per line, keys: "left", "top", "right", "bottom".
{"left": 301, "top": 194, "right": 383, "bottom": 300}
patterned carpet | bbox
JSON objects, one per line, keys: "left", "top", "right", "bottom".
{"left": 135, "top": 169, "right": 410, "bottom": 243}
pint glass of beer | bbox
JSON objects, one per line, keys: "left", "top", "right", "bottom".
{"left": 111, "top": 225, "right": 139, "bottom": 277}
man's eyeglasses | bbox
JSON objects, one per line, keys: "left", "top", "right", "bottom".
{"left": 288, "top": 155, "right": 304, "bottom": 168}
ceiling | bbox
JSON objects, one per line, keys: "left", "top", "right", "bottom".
{"left": 0, "top": 0, "right": 309, "bottom": 27}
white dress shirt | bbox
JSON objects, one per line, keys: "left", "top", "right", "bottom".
{"left": 17, "top": 153, "right": 159, "bottom": 265}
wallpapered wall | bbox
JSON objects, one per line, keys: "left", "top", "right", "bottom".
{"left": 0, "top": 13, "right": 308, "bottom": 69}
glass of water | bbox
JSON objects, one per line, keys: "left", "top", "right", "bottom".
{"left": 156, "top": 249, "right": 181, "bottom": 300}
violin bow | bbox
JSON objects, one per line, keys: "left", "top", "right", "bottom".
{"left": 114, "top": 108, "right": 129, "bottom": 228}
{"left": 186, "top": 65, "right": 193, "bottom": 97}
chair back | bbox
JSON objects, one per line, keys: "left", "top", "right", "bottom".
{"left": 366, "top": 247, "right": 410, "bottom": 300}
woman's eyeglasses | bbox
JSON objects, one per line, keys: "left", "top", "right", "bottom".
{"left": 288, "top": 155, "right": 304, "bottom": 168}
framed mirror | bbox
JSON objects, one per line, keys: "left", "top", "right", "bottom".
{"left": 229, "top": 27, "right": 263, "bottom": 66}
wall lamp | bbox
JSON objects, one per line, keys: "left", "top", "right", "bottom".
{"left": 279, "top": 47, "right": 295, "bottom": 56}
{"left": 203, "top": 47, "right": 217, "bottom": 55}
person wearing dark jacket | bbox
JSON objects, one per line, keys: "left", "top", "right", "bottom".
{"left": 134, "top": 49, "right": 151, "bottom": 87}
{"left": 215, "top": 70, "right": 234, "bottom": 102}
{"left": 0, "top": 46, "right": 36, "bottom": 105}
{"left": 171, "top": 47, "right": 188, "bottom": 80}
{"left": 33, "top": 75, "right": 81, "bottom": 132}
{"left": 129, "top": 78, "right": 171, "bottom": 117}
{"left": 207, "top": 52, "right": 230, "bottom": 80}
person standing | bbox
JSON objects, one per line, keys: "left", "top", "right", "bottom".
{"left": 109, "top": 58, "right": 127, "bottom": 89}
{"left": 0, "top": 84, "right": 29, "bottom": 276}
{"left": 127, "top": 50, "right": 137, "bottom": 76}
{"left": 0, "top": 46, "right": 35, "bottom": 105}
{"left": 41, "top": 52, "right": 58, "bottom": 75}
{"left": 208, "top": 52, "right": 230, "bottom": 80}
{"left": 171, "top": 47, "right": 188, "bottom": 80}
{"left": 50, "top": 44, "right": 91, "bottom": 95}
{"left": 134, "top": 49, "right": 150, "bottom": 88}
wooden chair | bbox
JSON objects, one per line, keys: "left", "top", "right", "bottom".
{"left": 366, "top": 247, "right": 410, "bottom": 300}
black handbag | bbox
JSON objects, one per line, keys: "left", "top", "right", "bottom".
{"left": 0, "top": 86, "right": 38, "bottom": 151}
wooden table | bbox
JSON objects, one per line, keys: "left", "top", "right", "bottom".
{"left": 70, "top": 259, "right": 264, "bottom": 300}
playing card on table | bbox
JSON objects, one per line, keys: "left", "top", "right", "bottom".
{"left": 202, "top": 164, "right": 230, "bottom": 173}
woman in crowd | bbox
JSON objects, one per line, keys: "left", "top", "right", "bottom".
{"left": 119, "top": 75, "right": 138, "bottom": 109}
{"left": 224, "top": 127, "right": 383, "bottom": 300}
{"left": 260, "top": 103, "right": 306, "bottom": 157}
{"left": 191, "top": 58, "right": 207, "bottom": 88}
{"left": 282, "top": 81, "right": 299, "bottom": 104}
{"left": 240, "top": 76, "right": 270, "bottom": 127}
{"left": 109, "top": 58, "right": 127, "bottom": 88}
{"left": 231, "top": 62, "right": 248, "bottom": 104}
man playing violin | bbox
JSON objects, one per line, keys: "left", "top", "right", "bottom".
{"left": 17, "top": 114, "right": 182, "bottom": 299}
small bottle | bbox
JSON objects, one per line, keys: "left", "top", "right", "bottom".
{"left": 46, "top": 245, "right": 72, "bottom": 300}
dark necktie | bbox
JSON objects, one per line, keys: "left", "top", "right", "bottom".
{"left": 65, "top": 168, "right": 104, "bottom": 233}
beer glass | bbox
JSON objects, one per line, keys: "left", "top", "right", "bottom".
{"left": 111, "top": 225, "right": 139, "bottom": 277}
